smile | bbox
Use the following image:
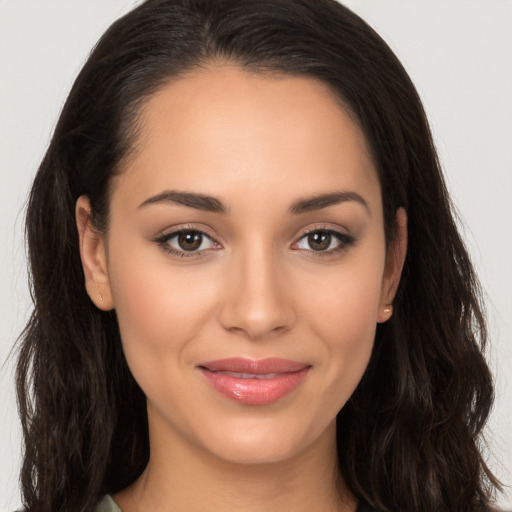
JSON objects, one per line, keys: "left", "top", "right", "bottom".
{"left": 211, "top": 371, "right": 284, "bottom": 379}
{"left": 198, "top": 358, "right": 311, "bottom": 405}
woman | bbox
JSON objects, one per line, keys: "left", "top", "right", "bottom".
{"left": 16, "top": 0, "right": 501, "bottom": 511}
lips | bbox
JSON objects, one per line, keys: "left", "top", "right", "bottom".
{"left": 198, "top": 358, "right": 311, "bottom": 405}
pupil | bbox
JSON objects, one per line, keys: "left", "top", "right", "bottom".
{"left": 309, "top": 232, "right": 331, "bottom": 251}
{"left": 178, "top": 232, "right": 202, "bottom": 251}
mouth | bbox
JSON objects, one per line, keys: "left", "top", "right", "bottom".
{"left": 198, "top": 358, "right": 311, "bottom": 405}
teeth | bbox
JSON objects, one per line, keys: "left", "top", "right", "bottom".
{"left": 214, "top": 371, "right": 282, "bottom": 379}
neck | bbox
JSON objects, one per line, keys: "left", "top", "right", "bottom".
{"left": 114, "top": 410, "right": 356, "bottom": 512}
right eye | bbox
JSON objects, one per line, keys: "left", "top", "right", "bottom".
{"left": 155, "top": 229, "right": 220, "bottom": 257}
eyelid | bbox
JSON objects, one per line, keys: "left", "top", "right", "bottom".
{"left": 153, "top": 223, "right": 356, "bottom": 259}
{"left": 154, "top": 225, "right": 222, "bottom": 258}
{"left": 291, "top": 225, "right": 356, "bottom": 256}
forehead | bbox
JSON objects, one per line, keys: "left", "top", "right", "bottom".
{"left": 114, "top": 65, "right": 381, "bottom": 213}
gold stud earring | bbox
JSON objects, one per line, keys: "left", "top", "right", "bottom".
{"left": 99, "top": 293, "right": 103, "bottom": 301}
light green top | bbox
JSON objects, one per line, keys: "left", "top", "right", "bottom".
{"left": 96, "top": 495, "right": 123, "bottom": 512}
{"left": 94, "top": 494, "right": 381, "bottom": 511}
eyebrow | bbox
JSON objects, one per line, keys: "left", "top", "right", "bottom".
{"left": 288, "top": 191, "right": 370, "bottom": 215}
{"left": 138, "top": 189, "right": 369, "bottom": 215}
{"left": 139, "top": 191, "right": 227, "bottom": 213}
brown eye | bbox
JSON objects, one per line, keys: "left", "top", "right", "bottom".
{"left": 156, "top": 229, "right": 218, "bottom": 256}
{"left": 294, "top": 229, "right": 356, "bottom": 254}
{"left": 307, "top": 232, "right": 332, "bottom": 251}
{"left": 177, "top": 231, "right": 203, "bottom": 251}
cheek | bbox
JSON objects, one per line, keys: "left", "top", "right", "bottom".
{"left": 303, "top": 257, "right": 384, "bottom": 341}
{"left": 106, "top": 251, "right": 222, "bottom": 415}
{"left": 298, "top": 251, "right": 385, "bottom": 396}
{"left": 317, "top": 283, "right": 379, "bottom": 379}
{"left": 107, "top": 243, "right": 217, "bottom": 364}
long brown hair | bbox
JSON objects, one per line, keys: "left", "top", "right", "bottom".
{"left": 16, "top": 1, "right": 499, "bottom": 511}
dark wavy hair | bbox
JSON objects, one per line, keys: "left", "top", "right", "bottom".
{"left": 16, "top": 0, "right": 500, "bottom": 511}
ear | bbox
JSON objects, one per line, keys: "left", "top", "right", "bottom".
{"left": 377, "top": 207, "right": 407, "bottom": 323}
{"left": 76, "top": 195, "right": 114, "bottom": 310}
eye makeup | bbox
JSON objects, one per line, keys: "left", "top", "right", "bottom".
{"left": 154, "top": 226, "right": 221, "bottom": 258}
{"left": 153, "top": 223, "right": 357, "bottom": 260}
{"left": 292, "top": 227, "right": 356, "bottom": 257}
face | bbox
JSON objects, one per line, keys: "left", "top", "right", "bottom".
{"left": 78, "top": 66, "right": 405, "bottom": 466}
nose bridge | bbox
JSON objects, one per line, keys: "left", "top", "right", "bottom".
{"left": 219, "top": 236, "right": 295, "bottom": 339}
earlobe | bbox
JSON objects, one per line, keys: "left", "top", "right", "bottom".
{"left": 377, "top": 207, "right": 407, "bottom": 323}
{"left": 75, "top": 195, "right": 114, "bottom": 311}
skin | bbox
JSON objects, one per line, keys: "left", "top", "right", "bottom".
{"left": 77, "top": 65, "right": 407, "bottom": 512}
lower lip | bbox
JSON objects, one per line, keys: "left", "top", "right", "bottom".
{"left": 200, "top": 367, "right": 310, "bottom": 405}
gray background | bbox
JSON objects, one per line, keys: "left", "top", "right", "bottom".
{"left": 1, "top": 1, "right": 511, "bottom": 510}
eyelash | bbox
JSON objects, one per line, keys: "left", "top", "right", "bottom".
{"left": 154, "top": 226, "right": 219, "bottom": 259}
{"left": 294, "top": 227, "right": 356, "bottom": 257}
{"left": 154, "top": 226, "right": 356, "bottom": 259}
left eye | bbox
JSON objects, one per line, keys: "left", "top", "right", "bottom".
{"left": 159, "top": 230, "right": 217, "bottom": 253}
{"left": 295, "top": 230, "right": 350, "bottom": 252}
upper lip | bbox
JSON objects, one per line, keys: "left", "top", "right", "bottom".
{"left": 198, "top": 357, "right": 310, "bottom": 374}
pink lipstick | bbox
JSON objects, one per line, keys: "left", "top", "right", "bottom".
{"left": 198, "top": 358, "right": 310, "bottom": 405}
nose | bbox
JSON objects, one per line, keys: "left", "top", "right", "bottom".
{"left": 218, "top": 244, "right": 296, "bottom": 340}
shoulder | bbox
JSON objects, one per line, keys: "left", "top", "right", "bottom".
{"left": 95, "top": 495, "right": 123, "bottom": 512}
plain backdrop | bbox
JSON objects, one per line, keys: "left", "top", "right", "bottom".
{"left": 1, "top": 1, "right": 511, "bottom": 510}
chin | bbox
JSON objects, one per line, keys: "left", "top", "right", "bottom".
{"left": 209, "top": 439, "right": 299, "bottom": 466}
{"left": 199, "top": 417, "right": 322, "bottom": 466}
